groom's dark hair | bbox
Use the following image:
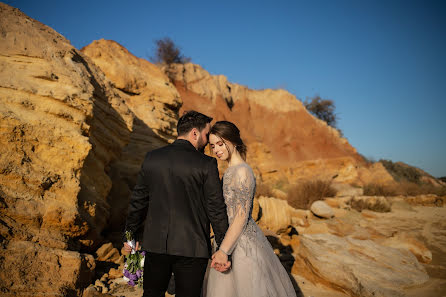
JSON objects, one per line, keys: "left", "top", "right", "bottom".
{"left": 177, "top": 110, "right": 213, "bottom": 136}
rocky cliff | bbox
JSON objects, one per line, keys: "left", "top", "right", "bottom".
{"left": 81, "top": 41, "right": 394, "bottom": 188}
{"left": 162, "top": 63, "right": 395, "bottom": 187}
{"left": 80, "top": 39, "right": 181, "bottom": 237}
{"left": 0, "top": 3, "right": 179, "bottom": 296}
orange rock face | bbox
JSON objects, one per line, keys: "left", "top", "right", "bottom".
{"left": 81, "top": 39, "right": 181, "bottom": 236}
{"left": 79, "top": 39, "right": 399, "bottom": 190}
{"left": 0, "top": 3, "right": 132, "bottom": 295}
{"left": 0, "top": 3, "right": 178, "bottom": 295}
{"left": 164, "top": 63, "right": 394, "bottom": 187}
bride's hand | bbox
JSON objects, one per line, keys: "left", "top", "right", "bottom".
{"left": 211, "top": 250, "right": 231, "bottom": 272}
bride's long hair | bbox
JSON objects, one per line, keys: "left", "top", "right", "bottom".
{"left": 210, "top": 121, "right": 247, "bottom": 160}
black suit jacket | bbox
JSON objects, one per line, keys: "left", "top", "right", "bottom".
{"left": 124, "top": 139, "right": 229, "bottom": 258}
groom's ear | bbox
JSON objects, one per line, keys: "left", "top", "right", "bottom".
{"left": 191, "top": 128, "right": 199, "bottom": 139}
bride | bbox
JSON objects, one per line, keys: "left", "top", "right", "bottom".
{"left": 204, "top": 121, "right": 297, "bottom": 297}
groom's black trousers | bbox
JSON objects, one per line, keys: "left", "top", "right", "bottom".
{"left": 143, "top": 252, "right": 208, "bottom": 297}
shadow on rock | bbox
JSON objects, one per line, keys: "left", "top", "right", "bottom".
{"left": 267, "top": 235, "right": 304, "bottom": 297}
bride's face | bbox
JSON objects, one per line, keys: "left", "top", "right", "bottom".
{"left": 209, "top": 134, "right": 234, "bottom": 161}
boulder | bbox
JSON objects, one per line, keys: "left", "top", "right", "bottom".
{"left": 0, "top": 240, "right": 95, "bottom": 296}
{"left": 82, "top": 285, "right": 115, "bottom": 297}
{"left": 257, "top": 196, "right": 293, "bottom": 233}
{"left": 108, "top": 267, "right": 123, "bottom": 280}
{"left": 310, "top": 201, "right": 335, "bottom": 218}
{"left": 290, "top": 209, "right": 310, "bottom": 227}
{"left": 293, "top": 234, "right": 429, "bottom": 297}
{"left": 256, "top": 196, "right": 309, "bottom": 234}
{"left": 96, "top": 242, "right": 121, "bottom": 263}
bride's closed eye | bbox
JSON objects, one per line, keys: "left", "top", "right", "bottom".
{"left": 210, "top": 141, "right": 223, "bottom": 149}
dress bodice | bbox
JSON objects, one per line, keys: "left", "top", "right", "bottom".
{"left": 222, "top": 163, "right": 256, "bottom": 223}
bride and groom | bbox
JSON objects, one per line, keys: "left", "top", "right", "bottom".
{"left": 124, "top": 111, "right": 297, "bottom": 297}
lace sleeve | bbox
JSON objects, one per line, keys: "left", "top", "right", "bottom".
{"left": 219, "top": 165, "right": 255, "bottom": 254}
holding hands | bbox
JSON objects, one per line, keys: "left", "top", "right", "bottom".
{"left": 123, "top": 242, "right": 231, "bottom": 272}
{"left": 211, "top": 250, "right": 231, "bottom": 273}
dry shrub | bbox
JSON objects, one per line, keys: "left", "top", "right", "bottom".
{"left": 396, "top": 182, "right": 446, "bottom": 196}
{"left": 364, "top": 182, "right": 446, "bottom": 196}
{"left": 255, "top": 182, "right": 274, "bottom": 198}
{"left": 287, "top": 180, "right": 337, "bottom": 210}
{"left": 363, "top": 184, "right": 397, "bottom": 196}
{"left": 153, "top": 37, "right": 190, "bottom": 65}
{"left": 350, "top": 196, "right": 391, "bottom": 213}
{"left": 396, "top": 182, "right": 424, "bottom": 196}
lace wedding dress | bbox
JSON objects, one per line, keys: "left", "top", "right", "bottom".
{"left": 203, "top": 163, "right": 297, "bottom": 297}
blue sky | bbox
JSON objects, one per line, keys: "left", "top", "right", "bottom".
{"left": 6, "top": 0, "right": 446, "bottom": 177}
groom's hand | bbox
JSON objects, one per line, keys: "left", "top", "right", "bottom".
{"left": 122, "top": 241, "right": 140, "bottom": 255}
{"left": 211, "top": 250, "right": 231, "bottom": 272}
{"left": 214, "top": 260, "right": 231, "bottom": 273}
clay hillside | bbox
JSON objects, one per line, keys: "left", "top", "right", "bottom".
{"left": 1, "top": 3, "right": 446, "bottom": 297}
{"left": 81, "top": 39, "right": 398, "bottom": 189}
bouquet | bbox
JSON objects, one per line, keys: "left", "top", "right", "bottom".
{"left": 123, "top": 231, "right": 145, "bottom": 287}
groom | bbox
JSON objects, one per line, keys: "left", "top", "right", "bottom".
{"left": 123, "top": 111, "right": 230, "bottom": 297}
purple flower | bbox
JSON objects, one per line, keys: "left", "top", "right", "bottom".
{"left": 129, "top": 273, "right": 138, "bottom": 281}
{"left": 140, "top": 251, "right": 146, "bottom": 256}
{"left": 123, "top": 269, "right": 130, "bottom": 278}
{"left": 136, "top": 270, "right": 142, "bottom": 278}
{"left": 128, "top": 280, "right": 135, "bottom": 286}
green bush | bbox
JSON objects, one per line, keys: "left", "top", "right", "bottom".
{"left": 304, "top": 96, "right": 339, "bottom": 131}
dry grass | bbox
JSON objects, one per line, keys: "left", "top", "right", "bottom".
{"left": 350, "top": 196, "right": 391, "bottom": 212}
{"left": 363, "top": 182, "right": 446, "bottom": 197}
{"left": 287, "top": 180, "right": 337, "bottom": 210}
{"left": 363, "top": 184, "right": 397, "bottom": 196}
{"left": 255, "top": 182, "right": 274, "bottom": 198}
{"left": 396, "top": 182, "right": 446, "bottom": 196}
